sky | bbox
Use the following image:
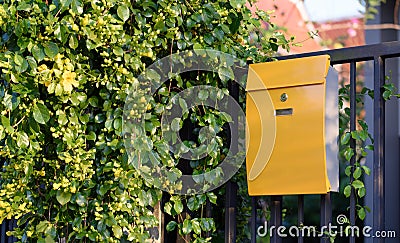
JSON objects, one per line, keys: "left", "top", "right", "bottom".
{"left": 303, "top": 0, "right": 365, "bottom": 22}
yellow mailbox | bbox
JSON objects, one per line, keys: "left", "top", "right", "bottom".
{"left": 246, "top": 55, "right": 338, "bottom": 196}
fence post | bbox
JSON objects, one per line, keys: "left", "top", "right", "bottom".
{"left": 270, "top": 196, "right": 282, "bottom": 243}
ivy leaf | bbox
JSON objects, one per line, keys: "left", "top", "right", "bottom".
{"left": 112, "top": 225, "right": 123, "bottom": 239}
{"left": 198, "top": 90, "right": 209, "bottom": 101}
{"left": 117, "top": 5, "right": 130, "bottom": 22}
{"left": 382, "top": 90, "right": 392, "bottom": 101}
{"left": 187, "top": 197, "right": 198, "bottom": 211}
{"left": 344, "top": 185, "right": 351, "bottom": 197}
{"left": 60, "top": 0, "right": 72, "bottom": 8}
{"left": 166, "top": 221, "right": 177, "bottom": 232}
{"left": 14, "top": 54, "right": 24, "bottom": 66}
{"left": 229, "top": 13, "right": 241, "bottom": 34}
{"left": 45, "top": 235, "right": 55, "bottom": 243}
{"left": 16, "top": 131, "right": 29, "bottom": 148}
{"left": 75, "top": 194, "right": 86, "bottom": 207}
{"left": 358, "top": 187, "right": 366, "bottom": 198}
{"left": 32, "top": 45, "right": 45, "bottom": 62}
{"left": 362, "top": 165, "right": 371, "bottom": 175}
{"left": 71, "top": 0, "right": 83, "bottom": 14}
{"left": 207, "top": 192, "right": 217, "bottom": 204}
{"left": 182, "top": 219, "right": 192, "bottom": 235}
{"left": 340, "top": 132, "right": 351, "bottom": 145}
{"left": 200, "top": 218, "right": 211, "bottom": 231}
{"left": 218, "top": 66, "right": 234, "bottom": 82}
{"left": 33, "top": 103, "right": 50, "bottom": 124}
{"left": 192, "top": 219, "right": 201, "bottom": 235}
{"left": 179, "top": 98, "right": 187, "bottom": 112}
{"left": 171, "top": 118, "right": 181, "bottom": 132}
{"left": 352, "top": 180, "right": 364, "bottom": 189}
{"left": 353, "top": 167, "right": 362, "bottom": 179}
{"left": 357, "top": 207, "right": 366, "bottom": 220}
{"left": 365, "top": 144, "right": 374, "bottom": 151}
{"left": 36, "top": 220, "right": 49, "bottom": 233}
{"left": 164, "top": 202, "right": 173, "bottom": 215}
{"left": 1, "top": 115, "right": 14, "bottom": 133}
{"left": 113, "top": 46, "right": 124, "bottom": 56}
{"left": 343, "top": 147, "right": 354, "bottom": 161}
{"left": 26, "top": 56, "right": 37, "bottom": 70}
{"left": 43, "top": 42, "right": 59, "bottom": 58}
{"left": 69, "top": 35, "right": 78, "bottom": 49}
{"left": 86, "top": 131, "right": 96, "bottom": 141}
{"left": 56, "top": 191, "right": 71, "bottom": 205}
{"left": 174, "top": 200, "right": 184, "bottom": 214}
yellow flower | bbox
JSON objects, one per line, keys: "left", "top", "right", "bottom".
{"left": 18, "top": 203, "right": 26, "bottom": 210}
{"left": 38, "top": 64, "right": 48, "bottom": 72}
{"left": 44, "top": 79, "right": 52, "bottom": 87}
{"left": 26, "top": 231, "right": 33, "bottom": 237}
{"left": 61, "top": 71, "right": 78, "bottom": 92}
{"left": 53, "top": 183, "right": 61, "bottom": 190}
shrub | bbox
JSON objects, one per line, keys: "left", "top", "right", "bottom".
{"left": 0, "top": 0, "right": 291, "bottom": 241}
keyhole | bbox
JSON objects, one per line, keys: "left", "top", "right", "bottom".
{"left": 280, "top": 93, "right": 288, "bottom": 102}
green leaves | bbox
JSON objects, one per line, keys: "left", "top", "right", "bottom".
{"left": 352, "top": 180, "right": 364, "bottom": 189}
{"left": 43, "top": 42, "right": 59, "bottom": 58}
{"left": 69, "top": 35, "right": 79, "bottom": 49}
{"left": 56, "top": 191, "right": 72, "bottom": 205}
{"left": 343, "top": 147, "right": 354, "bottom": 161}
{"left": 117, "top": 5, "right": 130, "bottom": 22}
{"left": 171, "top": 118, "right": 181, "bottom": 132}
{"left": 33, "top": 103, "right": 50, "bottom": 124}
{"left": 353, "top": 167, "right": 362, "bottom": 179}
{"left": 173, "top": 200, "right": 184, "bottom": 214}
{"left": 1, "top": 115, "right": 14, "bottom": 133}
{"left": 32, "top": 45, "right": 45, "bottom": 62}
{"left": 112, "top": 225, "right": 123, "bottom": 239}
{"left": 16, "top": 131, "right": 29, "bottom": 148}
{"left": 166, "top": 221, "right": 177, "bottom": 231}
{"left": 0, "top": 0, "right": 296, "bottom": 241}
{"left": 344, "top": 185, "right": 351, "bottom": 198}
{"left": 340, "top": 132, "right": 351, "bottom": 145}
{"left": 71, "top": 0, "right": 83, "bottom": 14}
{"left": 182, "top": 219, "right": 192, "bottom": 235}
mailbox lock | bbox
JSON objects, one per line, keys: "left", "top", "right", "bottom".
{"left": 280, "top": 93, "right": 288, "bottom": 102}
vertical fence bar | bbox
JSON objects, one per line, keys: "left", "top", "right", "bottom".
{"left": 160, "top": 193, "right": 176, "bottom": 243}
{"left": 1, "top": 221, "right": 5, "bottom": 243}
{"left": 320, "top": 193, "right": 332, "bottom": 243}
{"left": 349, "top": 61, "right": 357, "bottom": 243}
{"left": 251, "top": 197, "right": 257, "bottom": 243}
{"left": 270, "top": 196, "right": 282, "bottom": 243}
{"left": 205, "top": 199, "right": 212, "bottom": 239}
{"left": 7, "top": 220, "right": 15, "bottom": 243}
{"left": 224, "top": 81, "right": 239, "bottom": 243}
{"left": 373, "top": 56, "right": 385, "bottom": 243}
{"left": 298, "top": 195, "right": 304, "bottom": 243}
{"left": 225, "top": 181, "right": 238, "bottom": 243}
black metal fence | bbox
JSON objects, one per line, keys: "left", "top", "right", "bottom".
{"left": 240, "top": 41, "right": 400, "bottom": 243}
{"left": 2, "top": 42, "right": 400, "bottom": 242}
{"left": 0, "top": 219, "right": 17, "bottom": 243}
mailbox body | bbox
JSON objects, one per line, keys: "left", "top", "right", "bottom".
{"left": 246, "top": 55, "right": 336, "bottom": 196}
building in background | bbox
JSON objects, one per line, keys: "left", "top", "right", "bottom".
{"left": 250, "top": 0, "right": 365, "bottom": 53}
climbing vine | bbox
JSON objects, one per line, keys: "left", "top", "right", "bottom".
{"left": 0, "top": 0, "right": 292, "bottom": 242}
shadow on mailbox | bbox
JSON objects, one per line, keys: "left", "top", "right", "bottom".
{"left": 246, "top": 55, "right": 339, "bottom": 195}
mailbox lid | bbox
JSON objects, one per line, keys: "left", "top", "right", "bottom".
{"left": 246, "top": 55, "right": 330, "bottom": 91}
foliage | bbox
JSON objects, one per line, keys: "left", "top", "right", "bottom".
{"left": 359, "top": 0, "right": 386, "bottom": 19}
{"left": 0, "top": 0, "right": 292, "bottom": 242}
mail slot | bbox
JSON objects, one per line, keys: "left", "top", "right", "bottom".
{"left": 246, "top": 55, "right": 338, "bottom": 195}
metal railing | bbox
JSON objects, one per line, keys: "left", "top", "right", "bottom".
{"left": 243, "top": 41, "right": 400, "bottom": 243}
{"left": 2, "top": 41, "right": 400, "bottom": 243}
